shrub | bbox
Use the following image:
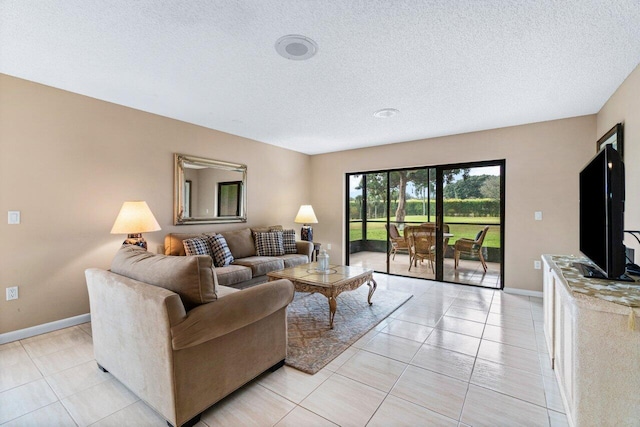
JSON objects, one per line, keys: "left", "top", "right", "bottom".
{"left": 350, "top": 198, "right": 500, "bottom": 219}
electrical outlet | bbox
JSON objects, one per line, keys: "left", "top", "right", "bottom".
{"left": 326, "top": 243, "right": 332, "bottom": 250}
{"left": 6, "top": 286, "right": 18, "bottom": 301}
{"left": 8, "top": 211, "right": 20, "bottom": 224}
{"left": 534, "top": 260, "right": 542, "bottom": 270}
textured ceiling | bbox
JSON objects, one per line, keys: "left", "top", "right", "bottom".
{"left": 1, "top": 1, "right": 639, "bottom": 155}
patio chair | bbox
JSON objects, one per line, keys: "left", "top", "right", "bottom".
{"left": 407, "top": 225, "right": 436, "bottom": 272}
{"left": 386, "top": 223, "right": 409, "bottom": 260}
{"left": 454, "top": 226, "right": 490, "bottom": 272}
{"left": 421, "top": 222, "right": 451, "bottom": 255}
{"left": 442, "top": 223, "right": 451, "bottom": 256}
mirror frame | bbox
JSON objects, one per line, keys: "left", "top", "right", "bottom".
{"left": 174, "top": 153, "right": 247, "bottom": 225}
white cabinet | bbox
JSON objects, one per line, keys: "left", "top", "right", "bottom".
{"left": 542, "top": 255, "right": 640, "bottom": 427}
{"left": 542, "top": 257, "right": 556, "bottom": 368}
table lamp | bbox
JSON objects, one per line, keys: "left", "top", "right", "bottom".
{"left": 110, "top": 201, "right": 161, "bottom": 250}
{"left": 294, "top": 205, "right": 318, "bottom": 241}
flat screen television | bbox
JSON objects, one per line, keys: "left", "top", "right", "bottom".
{"left": 578, "top": 144, "right": 631, "bottom": 281}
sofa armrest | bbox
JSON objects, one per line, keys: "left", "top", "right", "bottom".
{"left": 296, "top": 240, "right": 313, "bottom": 260}
{"left": 171, "top": 279, "right": 294, "bottom": 350}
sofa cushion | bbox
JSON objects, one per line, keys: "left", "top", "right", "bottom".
{"left": 280, "top": 253, "right": 310, "bottom": 268}
{"left": 214, "top": 264, "right": 253, "bottom": 287}
{"left": 207, "top": 234, "right": 234, "bottom": 267}
{"left": 254, "top": 231, "right": 285, "bottom": 257}
{"left": 281, "top": 229, "right": 298, "bottom": 254}
{"left": 183, "top": 237, "right": 213, "bottom": 257}
{"left": 220, "top": 228, "right": 256, "bottom": 259}
{"left": 251, "top": 225, "right": 283, "bottom": 234}
{"left": 111, "top": 245, "right": 217, "bottom": 310}
{"left": 216, "top": 285, "right": 241, "bottom": 298}
{"left": 233, "top": 256, "right": 284, "bottom": 277}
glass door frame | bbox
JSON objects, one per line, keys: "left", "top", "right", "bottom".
{"left": 434, "top": 159, "right": 505, "bottom": 289}
{"left": 345, "top": 159, "right": 505, "bottom": 290}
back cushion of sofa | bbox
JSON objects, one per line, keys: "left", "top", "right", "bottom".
{"left": 220, "top": 228, "right": 256, "bottom": 259}
{"left": 250, "top": 225, "right": 283, "bottom": 234}
{"left": 111, "top": 245, "right": 217, "bottom": 310}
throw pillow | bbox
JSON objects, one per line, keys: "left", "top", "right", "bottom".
{"left": 280, "top": 229, "right": 298, "bottom": 254}
{"left": 183, "top": 237, "right": 213, "bottom": 257}
{"left": 207, "top": 234, "right": 234, "bottom": 267}
{"left": 254, "top": 231, "right": 285, "bottom": 256}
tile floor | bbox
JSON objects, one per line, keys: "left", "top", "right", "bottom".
{"left": 0, "top": 275, "right": 568, "bottom": 426}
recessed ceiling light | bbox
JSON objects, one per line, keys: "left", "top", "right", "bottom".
{"left": 275, "top": 35, "right": 318, "bottom": 60}
{"left": 373, "top": 108, "right": 399, "bottom": 118}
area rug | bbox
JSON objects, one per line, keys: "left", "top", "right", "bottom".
{"left": 285, "top": 287, "right": 413, "bottom": 374}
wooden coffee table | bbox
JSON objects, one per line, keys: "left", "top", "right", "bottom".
{"left": 267, "top": 262, "right": 377, "bottom": 329}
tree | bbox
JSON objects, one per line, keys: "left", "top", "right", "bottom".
{"left": 480, "top": 175, "right": 500, "bottom": 199}
{"left": 393, "top": 171, "right": 408, "bottom": 224}
{"left": 355, "top": 168, "right": 473, "bottom": 226}
{"left": 366, "top": 174, "right": 387, "bottom": 218}
{"left": 392, "top": 168, "right": 470, "bottom": 223}
{"left": 411, "top": 169, "right": 431, "bottom": 216}
{"left": 443, "top": 175, "right": 489, "bottom": 199}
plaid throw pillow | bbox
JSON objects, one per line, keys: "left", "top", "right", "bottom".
{"left": 207, "top": 234, "right": 234, "bottom": 267}
{"left": 279, "top": 229, "right": 297, "bottom": 254}
{"left": 183, "top": 237, "right": 213, "bottom": 257}
{"left": 254, "top": 231, "right": 285, "bottom": 256}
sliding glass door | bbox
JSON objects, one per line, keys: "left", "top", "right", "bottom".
{"left": 346, "top": 160, "right": 504, "bottom": 289}
{"left": 437, "top": 161, "right": 504, "bottom": 288}
{"left": 347, "top": 173, "right": 389, "bottom": 272}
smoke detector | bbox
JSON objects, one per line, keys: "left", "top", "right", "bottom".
{"left": 275, "top": 35, "right": 318, "bottom": 60}
{"left": 373, "top": 108, "right": 400, "bottom": 118}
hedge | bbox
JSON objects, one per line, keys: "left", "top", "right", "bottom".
{"left": 350, "top": 198, "right": 500, "bottom": 219}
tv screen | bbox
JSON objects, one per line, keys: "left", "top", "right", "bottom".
{"left": 579, "top": 144, "right": 627, "bottom": 280}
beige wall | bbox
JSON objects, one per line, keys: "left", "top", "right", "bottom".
{"left": 2, "top": 63, "right": 638, "bottom": 334}
{"left": 0, "top": 74, "right": 311, "bottom": 334}
{"left": 310, "top": 116, "right": 596, "bottom": 293}
{"left": 597, "top": 64, "right": 640, "bottom": 258}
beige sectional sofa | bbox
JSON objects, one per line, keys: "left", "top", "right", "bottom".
{"left": 86, "top": 245, "right": 295, "bottom": 427}
{"left": 164, "top": 226, "right": 313, "bottom": 289}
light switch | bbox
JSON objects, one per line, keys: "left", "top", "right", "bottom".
{"left": 534, "top": 211, "right": 543, "bottom": 221}
{"left": 8, "top": 211, "right": 20, "bottom": 225}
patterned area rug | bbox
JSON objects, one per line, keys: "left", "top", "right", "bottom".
{"left": 286, "top": 287, "right": 413, "bottom": 374}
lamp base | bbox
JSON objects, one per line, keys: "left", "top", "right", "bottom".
{"left": 300, "top": 225, "right": 313, "bottom": 242}
{"left": 123, "top": 233, "right": 147, "bottom": 250}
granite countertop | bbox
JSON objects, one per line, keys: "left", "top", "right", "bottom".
{"left": 545, "top": 255, "right": 640, "bottom": 309}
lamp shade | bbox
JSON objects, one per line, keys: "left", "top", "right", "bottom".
{"left": 294, "top": 205, "right": 318, "bottom": 224}
{"left": 110, "top": 201, "right": 161, "bottom": 234}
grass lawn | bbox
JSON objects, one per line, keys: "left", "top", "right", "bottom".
{"left": 349, "top": 215, "right": 501, "bottom": 247}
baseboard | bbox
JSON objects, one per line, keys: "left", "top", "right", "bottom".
{"left": 503, "top": 287, "right": 543, "bottom": 298}
{"left": 0, "top": 313, "right": 91, "bottom": 345}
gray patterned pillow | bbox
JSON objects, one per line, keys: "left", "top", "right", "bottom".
{"left": 254, "top": 231, "right": 285, "bottom": 256}
{"left": 280, "top": 229, "right": 297, "bottom": 254}
{"left": 183, "top": 237, "right": 213, "bottom": 257}
{"left": 207, "top": 234, "right": 234, "bottom": 267}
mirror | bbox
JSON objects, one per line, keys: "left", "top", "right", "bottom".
{"left": 174, "top": 154, "right": 247, "bottom": 224}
